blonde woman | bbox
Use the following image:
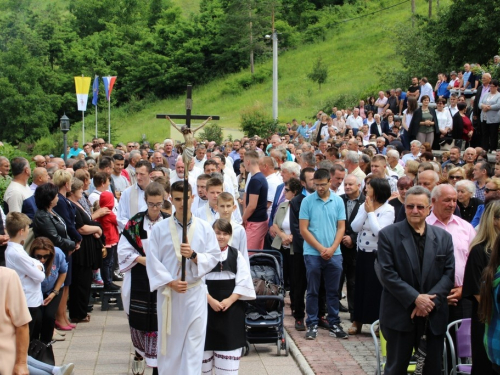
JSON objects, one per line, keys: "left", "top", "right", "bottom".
{"left": 463, "top": 201, "right": 500, "bottom": 374}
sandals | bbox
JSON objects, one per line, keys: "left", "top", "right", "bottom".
{"left": 70, "top": 314, "right": 91, "bottom": 323}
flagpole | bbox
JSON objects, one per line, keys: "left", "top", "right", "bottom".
{"left": 82, "top": 111, "right": 85, "bottom": 144}
{"left": 108, "top": 99, "right": 111, "bottom": 144}
{"left": 95, "top": 105, "right": 98, "bottom": 138}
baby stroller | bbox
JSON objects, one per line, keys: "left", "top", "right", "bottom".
{"left": 244, "top": 249, "right": 289, "bottom": 356}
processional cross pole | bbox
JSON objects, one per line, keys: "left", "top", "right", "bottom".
{"left": 156, "top": 85, "right": 220, "bottom": 281}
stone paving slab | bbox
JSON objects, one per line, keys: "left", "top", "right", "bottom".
{"left": 283, "top": 296, "right": 379, "bottom": 375}
{"left": 53, "top": 301, "right": 302, "bottom": 374}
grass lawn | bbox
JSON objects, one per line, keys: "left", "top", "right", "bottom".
{"left": 63, "top": 0, "right": 451, "bottom": 145}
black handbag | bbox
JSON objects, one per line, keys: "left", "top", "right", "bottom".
{"left": 28, "top": 339, "right": 55, "bottom": 365}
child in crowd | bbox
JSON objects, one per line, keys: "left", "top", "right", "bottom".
{"left": 4, "top": 212, "right": 45, "bottom": 341}
{"left": 202, "top": 219, "right": 255, "bottom": 375}
{"left": 216, "top": 192, "right": 249, "bottom": 265}
{"left": 97, "top": 191, "right": 120, "bottom": 290}
{"left": 194, "top": 177, "right": 240, "bottom": 224}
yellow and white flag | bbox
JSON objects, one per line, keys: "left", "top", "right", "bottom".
{"left": 74, "top": 76, "right": 91, "bottom": 111}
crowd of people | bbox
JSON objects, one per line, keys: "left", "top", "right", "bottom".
{"left": 1, "top": 66, "right": 500, "bottom": 375}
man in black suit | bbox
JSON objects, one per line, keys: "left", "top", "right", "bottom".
{"left": 378, "top": 186, "right": 455, "bottom": 374}
{"left": 370, "top": 114, "right": 390, "bottom": 138}
{"left": 339, "top": 175, "right": 365, "bottom": 321}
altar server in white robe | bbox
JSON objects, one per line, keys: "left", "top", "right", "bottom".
{"left": 202, "top": 218, "right": 255, "bottom": 374}
{"left": 117, "top": 160, "right": 152, "bottom": 230}
{"left": 216, "top": 192, "right": 249, "bottom": 266}
{"left": 194, "top": 177, "right": 241, "bottom": 224}
{"left": 190, "top": 174, "right": 210, "bottom": 215}
{"left": 146, "top": 181, "right": 219, "bottom": 375}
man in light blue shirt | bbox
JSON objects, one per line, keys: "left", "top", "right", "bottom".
{"left": 299, "top": 168, "right": 347, "bottom": 340}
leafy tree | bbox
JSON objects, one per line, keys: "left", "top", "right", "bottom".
{"left": 307, "top": 57, "right": 328, "bottom": 90}
{"left": 198, "top": 123, "right": 223, "bottom": 144}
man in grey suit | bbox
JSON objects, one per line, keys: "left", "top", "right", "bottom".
{"left": 378, "top": 186, "right": 455, "bottom": 374}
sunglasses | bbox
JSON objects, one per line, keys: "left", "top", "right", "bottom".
{"left": 485, "top": 188, "right": 499, "bottom": 193}
{"left": 35, "top": 254, "right": 51, "bottom": 260}
{"left": 284, "top": 188, "right": 291, "bottom": 192}
{"left": 449, "top": 175, "right": 463, "bottom": 180}
{"left": 405, "top": 204, "right": 429, "bottom": 211}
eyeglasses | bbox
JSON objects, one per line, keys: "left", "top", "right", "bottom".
{"left": 35, "top": 254, "right": 51, "bottom": 260}
{"left": 405, "top": 204, "right": 430, "bottom": 211}
{"left": 449, "top": 175, "right": 463, "bottom": 180}
{"left": 127, "top": 145, "right": 134, "bottom": 148}
{"left": 284, "top": 188, "right": 291, "bottom": 192}
{"left": 147, "top": 202, "right": 164, "bottom": 208}
{"left": 485, "top": 188, "right": 499, "bottom": 193}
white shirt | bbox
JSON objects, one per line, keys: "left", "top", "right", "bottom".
{"left": 375, "top": 97, "right": 388, "bottom": 115}
{"left": 193, "top": 157, "right": 207, "bottom": 170}
{"left": 3, "top": 181, "right": 33, "bottom": 213}
{"left": 5, "top": 242, "right": 45, "bottom": 307}
{"left": 419, "top": 83, "right": 435, "bottom": 102}
{"left": 447, "top": 105, "right": 459, "bottom": 117}
{"left": 346, "top": 115, "right": 363, "bottom": 130}
{"left": 266, "top": 172, "right": 283, "bottom": 217}
{"left": 436, "top": 109, "right": 453, "bottom": 132}
{"left": 117, "top": 183, "right": 147, "bottom": 231}
{"left": 402, "top": 152, "right": 421, "bottom": 164}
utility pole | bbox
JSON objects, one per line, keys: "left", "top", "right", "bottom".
{"left": 272, "top": 9, "right": 278, "bottom": 121}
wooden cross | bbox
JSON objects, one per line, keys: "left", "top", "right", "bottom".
{"left": 156, "top": 84, "right": 220, "bottom": 281}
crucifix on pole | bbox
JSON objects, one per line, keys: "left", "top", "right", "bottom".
{"left": 156, "top": 85, "right": 220, "bottom": 281}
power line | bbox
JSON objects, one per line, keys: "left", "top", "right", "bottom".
{"left": 331, "top": 0, "right": 411, "bottom": 25}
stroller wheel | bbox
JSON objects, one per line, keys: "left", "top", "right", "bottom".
{"left": 277, "top": 339, "right": 281, "bottom": 356}
{"left": 284, "top": 337, "right": 289, "bottom": 356}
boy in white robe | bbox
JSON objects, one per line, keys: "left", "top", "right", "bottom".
{"left": 216, "top": 192, "right": 249, "bottom": 266}
{"left": 194, "top": 177, "right": 240, "bottom": 224}
{"left": 146, "top": 181, "right": 219, "bottom": 375}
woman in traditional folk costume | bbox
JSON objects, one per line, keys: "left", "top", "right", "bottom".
{"left": 202, "top": 219, "right": 256, "bottom": 374}
{"left": 118, "top": 182, "right": 169, "bottom": 375}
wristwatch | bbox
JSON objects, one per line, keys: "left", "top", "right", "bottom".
{"left": 189, "top": 250, "right": 197, "bottom": 260}
{"left": 52, "top": 289, "right": 60, "bottom": 296}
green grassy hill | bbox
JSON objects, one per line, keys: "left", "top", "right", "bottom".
{"left": 62, "top": 0, "right": 450, "bottom": 146}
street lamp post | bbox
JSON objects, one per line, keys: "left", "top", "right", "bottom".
{"left": 265, "top": 30, "right": 279, "bottom": 121}
{"left": 60, "top": 114, "right": 70, "bottom": 162}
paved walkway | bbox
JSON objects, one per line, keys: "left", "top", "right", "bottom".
{"left": 283, "top": 296, "right": 379, "bottom": 375}
{"left": 53, "top": 298, "right": 302, "bottom": 375}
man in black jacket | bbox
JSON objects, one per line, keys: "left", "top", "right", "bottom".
{"left": 339, "top": 175, "right": 365, "bottom": 321}
{"left": 378, "top": 186, "right": 455, "bottom": 374}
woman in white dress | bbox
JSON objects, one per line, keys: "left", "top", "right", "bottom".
{"left": 118, "top": 182, "right": 170, "bottom": 375}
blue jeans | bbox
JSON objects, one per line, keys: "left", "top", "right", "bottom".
{"left": 102, "top": 245, "right": 116, "bottom": 285}
{"left": 304, "top": 254, "right": 343, "bottom": 327}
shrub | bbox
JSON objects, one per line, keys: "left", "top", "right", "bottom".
{"left": 240, "top": 105, "right": 287, "bottom": 138}
{"left": 198, "top": 123, "right": 223, "bottom": 145}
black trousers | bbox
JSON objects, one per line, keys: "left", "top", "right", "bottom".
{"left": 68, "top": 263, "right": 93, "bottom": 320}
{"left": 292, "top": 252, "right": 326, "bottom": 320}
{"left": 28, "top": 306, "right": 43, "bottom": 341}
{"left": 480, "top": 121, "right": 500, "bottom": 152}
{"left": 338, "top": 247, "right": 357, "bottom": 317}
{"left": 381, "top": 320, "right": 444, "bottom": 375}
{"left": 40, "top": 292, "right": 62, "bottom": 343}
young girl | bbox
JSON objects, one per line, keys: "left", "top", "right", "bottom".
{"left": 202, "top": 219, "right": 255, "bottom": 374}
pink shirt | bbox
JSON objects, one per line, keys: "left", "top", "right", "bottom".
{"left": 426, "top": 212, "right": 476, "bottom": 287}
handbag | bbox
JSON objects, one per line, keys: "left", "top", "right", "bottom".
{"left": 253, "top": 277, "right": 281, "bottom": 311}
{"left": 28, "top": 339, "right": 55, "bottom": 365}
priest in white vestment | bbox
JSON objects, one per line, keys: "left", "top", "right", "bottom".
{"left": 117, "top": 161, "right": 152, "bottom": 230}
{"left": 146, "top": 181, "right": 219, "bottom": 375}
